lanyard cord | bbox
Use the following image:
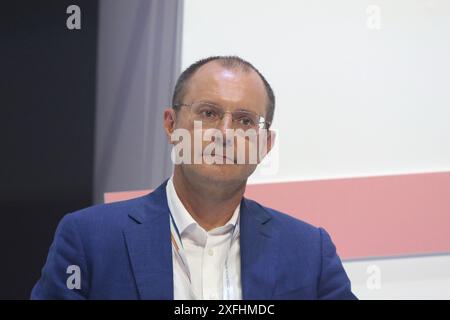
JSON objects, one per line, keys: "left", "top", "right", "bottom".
{"left": 169, "top": 212, "right": 192, "bottom": 282}
{"left": 223, "top": 221, "right": 239, "bottom": 300}
{"left": 169, "top": 211, "right": 240, "bottom": 300}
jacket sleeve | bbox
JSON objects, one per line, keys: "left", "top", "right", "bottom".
{"left": 317, "top": 227, "right": 357, "bottom": 300}
{"left": 31, "top": 213, "right": 90, "bottom": 299}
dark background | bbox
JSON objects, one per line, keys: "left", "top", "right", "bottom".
{"left": 0, "top": 0, "right": 99, "bottom": 299}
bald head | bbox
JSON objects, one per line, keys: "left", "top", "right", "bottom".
{"left": 172, "top": 56, "right": 275, "bottom": 126}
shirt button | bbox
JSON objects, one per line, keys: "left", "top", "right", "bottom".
{"left": 208, "top": 249, "right": 214, "bottom": 256}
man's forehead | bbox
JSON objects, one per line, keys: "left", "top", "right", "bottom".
{"left": 190, "top": 60, "right": 257, "bottom": 83}
{"left": 184, "top": 61, "right": 267, "bottom": 107}
{"left": 219, "top": 68, "right": 237, "bottom": 80}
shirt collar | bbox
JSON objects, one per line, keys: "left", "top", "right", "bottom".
{"left": 165, "top": 176, "right": 240, "bottom": 235}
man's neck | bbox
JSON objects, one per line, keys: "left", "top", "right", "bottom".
{"left": 172, "top": 167, "right": 246, "bottom": 231}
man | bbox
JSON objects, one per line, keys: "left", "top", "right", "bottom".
{"left": 32, "top": 56, "right": 356, "bottom": 299}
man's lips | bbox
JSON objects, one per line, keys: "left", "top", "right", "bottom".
{"left": 209, "top": 153, "right": 235, "bottom": 163}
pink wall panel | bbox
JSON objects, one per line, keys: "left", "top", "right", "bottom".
{"left": 104, "top": 172, "right": 450, "bottom": 259}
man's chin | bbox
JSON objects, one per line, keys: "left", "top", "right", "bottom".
{"left": 185, "top": 163, "right": 250, "bottom": 184}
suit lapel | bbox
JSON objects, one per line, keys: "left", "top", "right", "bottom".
{"left": 122, "top": 180, "right": 280, "bottom": 300}
{"left": 240, "top": 198, "right": 280, "bottom": 300}
{"left": 123, "top": 181, "right": 174, "bottom": 300}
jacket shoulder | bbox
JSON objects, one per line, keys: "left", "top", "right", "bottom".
{"left": 66, "top": 195, "right": 149, "bottom": 227}
{"left": 245, "top": 198, "right": 322, "bottom": 240}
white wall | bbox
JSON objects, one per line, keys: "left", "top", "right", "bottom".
{"left": 343, "top": 254, "right": 450, "bottom": 300}
{"left": 182, "top": 0, "right": 450, "bottom": 184}
{"left": 182, "top": 0, "right": 450, "bottom": 299}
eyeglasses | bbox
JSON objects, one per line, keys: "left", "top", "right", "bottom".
{"left": 173, "top": 101, "right": 270, "bottom": 130}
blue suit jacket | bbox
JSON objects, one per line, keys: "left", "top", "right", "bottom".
{"left": 31, "top": 180, "right": 356, "bottom": 300}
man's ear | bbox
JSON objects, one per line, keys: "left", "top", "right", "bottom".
{"left": 163, "top": 108, "right": 177, "bottom": 144}
{"left": 258, "top": 129, "right": 276, "bottom": 162}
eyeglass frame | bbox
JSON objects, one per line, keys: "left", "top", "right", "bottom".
{"left": 172, "top": 101, "right": 271, "bottom": 130}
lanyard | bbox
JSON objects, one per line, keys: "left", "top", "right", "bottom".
{"left": 223, "top": 222, "right": 240, "bottom": 299}
{"left": 169, "top": 211, "right": 240, "bottom": 300}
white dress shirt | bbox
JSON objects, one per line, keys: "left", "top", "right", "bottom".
{"left": 166, "top": 177, "right": 242, "bottom": 300}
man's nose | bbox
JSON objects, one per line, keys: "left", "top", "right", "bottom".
{"left": 218, "top": 112, "right": 233, "bottom": 133}
{"left": 216, "top": 113, "right": 234, "bottom": 146}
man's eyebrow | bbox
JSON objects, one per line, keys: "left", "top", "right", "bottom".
{"left": 197, "top": 100, "right": 259, "bottom": 114}
{"left": 190, "top": 99, "right": 220, "bottom": 106}
{"left": 234, "top": 107, "right": 257, "bottom": 113}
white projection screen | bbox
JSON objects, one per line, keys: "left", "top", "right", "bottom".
{"left": 181, "top": 0, "right": 450, "bottom": 299}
